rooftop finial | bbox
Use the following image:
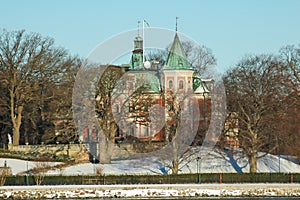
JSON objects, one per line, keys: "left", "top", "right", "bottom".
{"left": 176, "top": 16, "right": 179, "bottom": 32}
{"left": 137, "top": 20, "right": 141, "bottom": 37}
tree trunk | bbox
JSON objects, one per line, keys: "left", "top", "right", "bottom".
{"left": 172, "top": 159, "right": 179, "bottom": 174}
{"left": 10, "top": 89, "right": 23, "bottom": 145}
{"left": 99, "top": 132, "right": 111, "bottom": 164}
{"left": 14, "top": 105, "right": 23, "bottom": 145}
{"left": 249, "top": 154, "right": 257, "bottom": 173}
{"left": 12, "top": 128, "right": 20, "bottom": 146}
{"left": 172, "top": 139, "right": 179, "bottom": 174}
{"left": 99, "top": 130, "right": 115, "bottom": 164}
{"left": 99, "top": 121, "right": 118, "bottom": 164}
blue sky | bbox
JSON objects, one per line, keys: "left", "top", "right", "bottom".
{"left": 1, "top": 0, "right": 300, "bottom": 72}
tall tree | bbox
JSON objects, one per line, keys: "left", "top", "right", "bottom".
{"left": 182, "top": 41, "right": 217, "bottom": 75}
{"left": 223, "top": 54, "right": 286, "bottom": 173}
{"left": 95, "top": 65, "right": 124, "bottom": 164}
{"left": 0, "top": 29, "right": 76, "bottom": 145}
{"left": 279, "top": 45, "right": 300, "bottom": 86}
{"left": 0, "top": 71, "right": 10, "bottom": 148}
{"left": 40, "top": 58, "right": 81, "bottom": 144}
{"left": 277, "top": 45, "right": 300, "bottom": 157}
{"left": 165, "top": 41, "right": 216, "bottom": 75}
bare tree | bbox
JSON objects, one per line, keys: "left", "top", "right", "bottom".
{"left": 279, "top": 45, "right": 300, "bottom": 86}
{"left": 223, "top": 54, "right": 286, "bottom": 173}
{"left": 32, "top": 161, "right": 51, "bottom": 185}
{"left": 0, "top": 170, "right": 6, "bottom": 186}
{"left": 277, "top": 45, "right": 300, "bottom": 158}
{"left": 155, "top": 91, "right": 199, "bottom": 174}
{"left": 0, "top": 29, "right": 77, "bottom": 145}
{"left": 148, "top": 41, "right": 216, "bottom": 76}
{"left": 181, "top": 41, "right": 217, "bottom": 75}
{"left": 0, "top": 72, "right": 10, "bottom": 148}
{"left": 95, "top": 65, "right": 124, "bottom": 164}
{"left": 40, "top": 58, "right": 81, "bottom": 144}
{"left": 0, "top": 167, "right": 12, "bottom": 186}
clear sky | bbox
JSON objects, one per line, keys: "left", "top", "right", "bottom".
{"left": 1, "top": 0, "right": 300, "bottom": 73}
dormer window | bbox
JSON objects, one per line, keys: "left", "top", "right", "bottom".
{"left": 178, "top": 58, "right": 183, "bottom": 68}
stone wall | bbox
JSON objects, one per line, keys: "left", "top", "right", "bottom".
{"left": 7, "top": 142, "right": 163, "bottom": 161}
{"left": 8, "top": 143, "right": 89, "bottom": 162}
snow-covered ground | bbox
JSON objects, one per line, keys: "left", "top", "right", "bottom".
{"left": 1, "top": 148, "right": 299, "bottom": 175}
{"left": 1, "top": 149, "right": 300, "bottom": 198}
{"left": 1, "top": 184, "right": 300, "bottom": 198}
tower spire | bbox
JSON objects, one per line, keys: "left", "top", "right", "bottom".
{"left": 176, "top": 16, "right": 179, "bottom": 32}
{"left": 165, "top": 22, "right": 192, "bottom": 70}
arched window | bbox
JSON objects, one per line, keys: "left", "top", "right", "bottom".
{"left": 179, "top": 80, "right": 184, "bottom": 89}
{"left": 168, "top": 80, "right": 173, "bottom": 89}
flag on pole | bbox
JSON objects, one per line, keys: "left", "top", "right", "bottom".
{"left": 142, "top": 19, "right": 150, "bottom": 64}
{"left": 143, "top": 19, "right": 151, "bottom": 28}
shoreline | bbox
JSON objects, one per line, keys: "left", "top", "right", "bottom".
{"left": 1, "top": 183, "right": 300, "bottom": 198}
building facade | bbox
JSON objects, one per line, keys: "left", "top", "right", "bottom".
{"left": 112, "top": 31, "right": 211, "bottom": 143}
{"left": 83, "top": 30, "right": 212, "bottom": 145}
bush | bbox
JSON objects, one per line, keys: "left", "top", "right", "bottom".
{"left": 0, "top": 167, "right": 12, "bottom": 186}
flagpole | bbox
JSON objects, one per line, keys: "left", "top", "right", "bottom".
{"left": 142, "top": 19, "right": 145, "bottom": 64}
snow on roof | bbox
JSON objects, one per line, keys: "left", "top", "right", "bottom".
{"left": 194, "top": 85, "right": 210, "bottom": 94}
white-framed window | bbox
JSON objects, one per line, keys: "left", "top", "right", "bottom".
{"left": 141, "top": 125, "right": 149, "bottom": 137}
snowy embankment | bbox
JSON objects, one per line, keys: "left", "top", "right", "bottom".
{"left": 55, "top": 153, "right": 300, "bottom": 176}
{"left": 1, "top": 148, "right": 299, "bottom": 175}
{"left": 1, "top": 184, "right": 300, "bottom": 198}
{"left": 1, "top": 148, "right": 300, "bottom": 198}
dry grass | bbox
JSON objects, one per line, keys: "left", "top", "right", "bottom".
{"left": 0, "top": 167, "right": 12, "bottom": 186}
{"left": 95, "top": 165, "right": 104, "bottom": 175}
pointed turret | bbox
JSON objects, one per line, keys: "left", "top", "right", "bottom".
{"left": 164, "top": 33, "right": 192, "bottom": 70}
{"left": 165, "top": 17, "right": 191, "bottom": 70}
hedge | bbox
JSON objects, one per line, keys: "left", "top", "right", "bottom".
{"left": 3, "top": 173, "right": 299, "bottom": 186}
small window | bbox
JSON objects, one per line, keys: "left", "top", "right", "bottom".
{"left": 179, "top": 80, "right": 184, "bottom": 89}
{"left": 129, "top": 124, "right": 135, "bottom": 136}
{"left": 141, "top": 125, "right": 149, "bottom": 137}
{"left": 169, "top": 80, "right": 173, "bottom": 89}
{"left": 178, "top": 58, "right": 183, "bottom": 68}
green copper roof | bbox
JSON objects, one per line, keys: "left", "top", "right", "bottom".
{"left": 134, "top": 71, "right": 161, "bottom": 93}
{"left": 165, "top": 33, "right": 192, "bottom": 70}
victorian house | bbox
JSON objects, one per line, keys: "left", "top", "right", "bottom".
{"left": 84, "top": 29, "right": 212, "bottom": 144}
